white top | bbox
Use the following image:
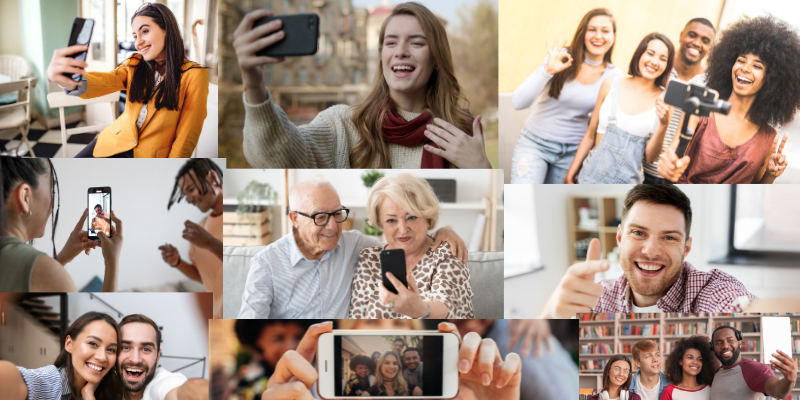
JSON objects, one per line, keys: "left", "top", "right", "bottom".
{"left": 511, "top": 51, "right": 623, "bottom": 144}
{"left": 636, "top": 374, "right": 660, "bottom": 400}
{"left": 141, "top": 368, "right": 188, "bottom": 400}
{"left": 662, "top": 385, "right": 710, "bottom": 400}
{"left": 632, "top": 303, "right": 662, "bottom": 312}
{"left": 136, "top": 71, "right": 163, "bottom": 131}
{"left": 596, "top": 81, "right": 659, "bottom": 138}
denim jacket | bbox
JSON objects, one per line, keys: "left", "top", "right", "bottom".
{"left": 628, "top": 370, "right": 669, "bottom": 400}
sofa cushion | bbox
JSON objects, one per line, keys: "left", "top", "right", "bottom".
{"left": 223, "top": 245, "right": 504, "bottom": 318}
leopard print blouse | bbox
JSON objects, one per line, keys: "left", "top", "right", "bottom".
{"left": 349, "top": 242, "right": 474, "bottom": 319}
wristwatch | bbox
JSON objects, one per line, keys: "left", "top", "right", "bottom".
{"left": 417, "top": 302, "right": 431, "bottom": 319}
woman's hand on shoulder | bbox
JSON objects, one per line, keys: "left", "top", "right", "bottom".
{"left": 544, "top": 38, "right": 572, "bottom": 76}
{"left": 46, "top": 45, "right": 88, "bottom": 89}
{"left": 424, "top": 116, "right": 492, "bottom": 169}
{"left": 432, "top": 226, "right": 467, "bottom": 263}
{"left": 233, "top": 9, "right": 286, "bottom": 88}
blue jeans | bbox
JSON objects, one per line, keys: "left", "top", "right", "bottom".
{"left": 511, "top": 130, "right": 579, "bottom": 184}
{"left": 577, "top": 124, "right": 647, "bottom": 184}
{"left": 74, "top": 138, "right": 134, "bottom": 158}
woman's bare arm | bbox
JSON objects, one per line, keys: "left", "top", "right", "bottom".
{"left": 0, "top": 361, "right": 28, "bottom": 400}
{"left": 30, "top": 255, "right": 78, "bottom": 292}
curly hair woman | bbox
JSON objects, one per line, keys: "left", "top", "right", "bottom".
{"left": 235, "top": 2, "right": 489, "bottom": 169}
{"left": 344, "top": 355, "right": 375, "bottom": 396}
{"left": 588, "top": 355, "right": 641, "bottom": 400}
{"left": 658, "top": 14, "right": 800, "bottom": 183}
{"left": 662, "top": 336, "right": 715, "bottom": 400}
{"left": 46, "top": 4, "right": 209, "bottom": 158}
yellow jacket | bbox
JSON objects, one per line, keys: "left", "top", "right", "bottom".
{"left": 79, "top": 54, "right": 209, "bottom": 157}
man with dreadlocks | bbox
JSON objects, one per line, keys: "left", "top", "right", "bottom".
{"left": 159, "top": 159, "right": 223, "bottom": 318}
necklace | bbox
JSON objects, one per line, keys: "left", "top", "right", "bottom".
{"left": 584, "top": 56, "right": 603, "bottom": 66}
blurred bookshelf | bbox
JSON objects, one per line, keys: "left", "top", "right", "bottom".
{"left": 567, "top": 194, "right": 625, "bottom": 265}
{"left": 578, "top": 313, "right": 800, "bottom": 397}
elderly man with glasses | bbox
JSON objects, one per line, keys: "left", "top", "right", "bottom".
{"left": 237, "top": 177, "right": 467, "bottom": 318}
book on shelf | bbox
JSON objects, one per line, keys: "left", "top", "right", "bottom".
{"left": 579, "top": 389, "right": 596, "bottom": 400}
{"left": 581, "top": 343, "right": 613, "bottom": 354}
{"left": 665, "top": 313, "right": 708, "bottom": 318}
{"left": 620, "top": 324, "right": 659, "bottom": 336}
{"left": 580, "top": 313, "right": 615, "bottom": 321}
{"left": 580, "top": 359, "right": 607, "bottom": 372}
{"left": 794, "top": 339, "right": 800, "bottom": 354}
{"left": 620, "top": 313, "right": 659, "bottom": 320}
{"left": 793, "top": 320, "right": 800, "bottom": 333}
{"left": 666, "top": 322, "right": 708, "bottom": 336}
{"left": 664, "top": 339, "right": 760, "bottom": 353}
{"left": 581, "top": 325, "right": 612, "bottom": 338}
{"left": 710, "top": 321, "right": 760, "bottom": 333}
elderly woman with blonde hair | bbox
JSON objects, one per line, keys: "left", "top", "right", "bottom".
{"left": 349, "top": 174, "right": 474, "bottom": 319}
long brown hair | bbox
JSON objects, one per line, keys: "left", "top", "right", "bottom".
{"left": 374, "top": 351, "right": 410, "bottom": 395}
{"left": 54, "top": 312, "right": 123, "bottom": 400}
{"left": 349, "top": 2, "right": 472, "bottom": 168}
{"left": 601, "top": 355, "right": 633, "bottom": 393}
{"left": 548, "top": 8, "right": 616, "bottom": 100}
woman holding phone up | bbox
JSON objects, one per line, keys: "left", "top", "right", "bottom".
{"left": 234, "top": 2, "right": 490, "bottom": 169}
{"left": 45, "top": 3, "right": 209, "bottom": 158}
{"left": 510, "top": 8, "right": 623, "bottom": 183}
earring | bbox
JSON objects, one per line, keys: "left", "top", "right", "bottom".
{"left": 21, "top": 210, "right": 32, "bottom": 219}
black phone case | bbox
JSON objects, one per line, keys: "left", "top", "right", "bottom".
{"left": 254, "top": 14, "right": 319, "bottom": 57}
{"left": 88, "top": 187, "right": 112, "bottom": 242}
{"left": 63, "top": 18, "right": 94, "bottom": 82}
{"left": 380, "top": 249, "right": 408, "bottom": 294}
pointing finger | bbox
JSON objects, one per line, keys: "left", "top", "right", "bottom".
{"left": 586, "top": 238, "right": 601, "bottom": 261}
{"left": 570, "top": 260, "right": 610, "bottom": 281}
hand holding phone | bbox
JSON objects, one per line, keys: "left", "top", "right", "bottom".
{"left": 380, "top": 249, "right": 408, "bottom": 294}
{"left": 232, "top": 9, "right": 288, "bottom": 88}
{"left": 264, "top": 322, "right": 333, "bottom": 400}
{"left": 88, "top": 187, "right": 112, "bottom": 242}
{"left": 46, "top": 18, "right": 94, "bottom": 88}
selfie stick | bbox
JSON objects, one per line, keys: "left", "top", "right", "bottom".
{"left": 675, "top": 97, "right": 699, "bottom": 158}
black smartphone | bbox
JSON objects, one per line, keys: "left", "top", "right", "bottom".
{"left": 87, "top": 187, "right": 112, "bottom": 242}
{"left": 380, "top": 249, "right": 408, "bottom": 294}
{"left": 63, "top": 18, "right": 95, "bottom": 82}
{"left": 254, "top": 13, "right": 319, "bottom": 57}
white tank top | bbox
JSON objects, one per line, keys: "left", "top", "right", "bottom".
{"left": 596, "top": 83, "right": 660, "bottom": 138}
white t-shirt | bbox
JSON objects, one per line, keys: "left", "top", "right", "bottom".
{"left": 596, "top": 82, "right": 661, "bottom": 138}
{"left": 661, "top": 384, "right": 710, "bottom": 400}
{"left": 141, "top": 368, "right": 188, "bottom": 400}
{"left": 636, "top": 374, "right": 660, "bottom": 400}
{"left": 632, "top": 303, "right": 662, "bottom": 312}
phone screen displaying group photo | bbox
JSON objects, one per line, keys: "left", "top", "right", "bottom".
{"left": 334, "top": 335, "right": 443, "bottom": 397}
{"left": 87, "top": 191, "right": 111, "bottom": 239}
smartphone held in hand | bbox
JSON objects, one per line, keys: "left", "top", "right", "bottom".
{"left": 381, "top": 249, "right": 408, "bottom": 294}
{"left": 63, "top": 18, "right": 94, "bottom": 82}
{"left": 254, "top": 13, "right": 319, "bottom": 57}
{"left": 317, "top": 330, "right": 460, "bottom": 399}
{"left": 87, "top": 187, "right": 112, "bottom": 242}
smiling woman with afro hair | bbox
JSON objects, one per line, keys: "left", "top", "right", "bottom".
{"left": 657, "top": 14, "right": 800, "bottom": 184}
{"left": 662, "top": 335, "right": 716, "bottom": 400}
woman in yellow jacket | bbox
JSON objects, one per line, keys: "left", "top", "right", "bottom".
{"left": 46, "top": 3, "right": 208, "bottom": 158}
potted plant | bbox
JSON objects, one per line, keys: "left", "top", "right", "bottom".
{"left": 361, "top": 170, "right": 384, "bottom": 236}
{"left": 236, "top": 180, "right": 278, "bottom": 243}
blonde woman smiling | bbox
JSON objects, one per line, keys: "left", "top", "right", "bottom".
{"left": 234, "top": 2, "right": 490, "bottom": 169}
{"left": 349, "top": 174, "right": 474, "bottom": 319}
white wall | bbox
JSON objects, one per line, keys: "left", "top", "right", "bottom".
{"left": 504, "top": 184, "right": 800, "bottom": 318}
{"left": 63, "top": 293, "right": 209, "bottom": 378}
{"left": 224, "top": 169, "right": 504, "bottom": 251}
{"left": 30, "top": 159, "right": 225, "bottom": 291}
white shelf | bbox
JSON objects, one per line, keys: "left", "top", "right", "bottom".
{"left": 224, "top": 198, "right": 496, "bottom": 211}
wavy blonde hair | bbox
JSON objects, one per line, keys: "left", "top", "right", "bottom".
{"left": 349, "top": 2, "right": 472, "bottom": 168}
{"left": 367, "top": 174, "right": 441, "bottom": 230}
{"left": 374, "top": 352, "right": 410, "bottom": 396}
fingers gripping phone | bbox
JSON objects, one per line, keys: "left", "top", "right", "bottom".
{"left": 317, "top": 331, "right": 459, "bottom": 399}
{"left": 254, "top": 13, "right": 319, "bottom": 57}
{"left": 88, "top": 187, "right": 112, "bottom": 242}
{"left": 381, "top": 249, "right": 408, "bottom": 294}
{"left": 64, "top": 18, "right": 95, "bottom": 82}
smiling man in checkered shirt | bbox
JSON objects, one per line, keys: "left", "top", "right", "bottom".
{"left": 540, "top": 184, "right": 756, "bottom": 318}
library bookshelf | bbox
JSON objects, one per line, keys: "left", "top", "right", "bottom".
{"left": 578, "top": 313, "right": 800, "bottom": 399}
{"left": 567, "top": 193, "right": 625, "bottom": 266}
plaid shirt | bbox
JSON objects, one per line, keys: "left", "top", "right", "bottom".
{"left": 591, "top": 262, "right": 756, "bottom": 312}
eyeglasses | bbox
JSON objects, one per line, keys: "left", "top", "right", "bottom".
{"left": 296, "top": 208, "right": 350, "bottom": 226}
{"left": 612, "top": 367, "right": 630, "bottom": 376}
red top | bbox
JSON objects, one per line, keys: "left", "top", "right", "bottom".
{"left": 677, "top": 115, "right": 776, "bottom": 184}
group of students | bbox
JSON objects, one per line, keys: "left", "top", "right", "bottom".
{"left": 344, "top": 338, "right": 424, "bottom": 397}
{"left": 590, "top": 326, "right": 798, "bottom": 400}
{"left": 511, "top": 8, "right": 800, "bottom": 184}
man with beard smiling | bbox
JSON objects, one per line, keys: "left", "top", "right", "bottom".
{"left": 540, "top": 185, "right": 756, "bottom": 318}
{"left": 710, "top": 325, "right": 797, "bottom": 400}
{"left": 118, "top": 314, "right": 208, "bottom": 400}
{"left": 644, "top": 19, "right": 716, "bottom": 184}
{"left": 401, "top": 347, "right": 423, "bottom": 390}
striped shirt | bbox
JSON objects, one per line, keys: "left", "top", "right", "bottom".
{"left": 237, "top": 230, "right": 382, "bottom": 318}
{"left": 643, "top": 70, "right": 708, "bottom": 178}
{"left": 590, "top": 262, "right": 756, "bottom": 312}
{"left": 16, "top": 365, "right": 69, "bottom": 400}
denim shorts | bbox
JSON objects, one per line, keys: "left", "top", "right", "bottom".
{"left": 511, "top": 130, "right": 579, "bottom": 184}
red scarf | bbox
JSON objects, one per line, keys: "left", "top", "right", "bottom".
{"left": 381, "top": 105, "right": 447, "bottom": 169}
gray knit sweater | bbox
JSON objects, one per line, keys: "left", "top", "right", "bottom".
{"left": 242, "top": 90, "right": 426, "bottom": 168}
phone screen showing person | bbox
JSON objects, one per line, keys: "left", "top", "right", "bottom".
{"left": 63, "top": 18, "right": 94, "bottom": 81}
{"left": 334, "top": 334, "right": 444, "bottom": 397}
{"left": 87, "top": 187, "right": 111, "bottom": 242}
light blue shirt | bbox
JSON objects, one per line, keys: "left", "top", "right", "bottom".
{"left": 237, "top": 230, "right": 383, "bottom": 318}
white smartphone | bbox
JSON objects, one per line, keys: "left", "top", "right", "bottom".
{"left": 761, "top": 316, "right": 792, "bottom": 366}
{"left": 317, "top": 330, "right": 460, "bottom": 399}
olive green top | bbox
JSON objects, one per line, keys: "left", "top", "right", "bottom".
{"left": 0, "top": 236, "right": 45, "bottom": 292}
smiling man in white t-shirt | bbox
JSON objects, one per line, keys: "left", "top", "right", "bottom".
{"left": 118, "top": 314, "right": 208, "bottom": 400}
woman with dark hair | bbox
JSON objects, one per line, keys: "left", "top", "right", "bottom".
{"left": 235, "top": 2, "right": 490, "bottom": 169}
{"left": 0, "top": 312, "right": 123, "bottom": 400}
{"left": 1, "top": 159, "right": 122, "bottom": 292}
{"left": 662, "top": 336, "right": 714, "bottom": 400}
{"left": 566, "top": 33, "right": 674, "bottom": 184}
{"left": 363, "top": 352, "right": 423, "bottom": 396}
{"left": 344, "top": 355, "right": 376, "bottom": 396}
{"left": 511, "top": 8, "right": 623, "bottom": 183}
{"left": 589, "top": 355, "right": 640, "bottom": 400}
{"left": 45, "top": 3, "right": 209, "bottom": 158}
{"left": 658, "top": 14, "right": 799, "bottom": 183}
